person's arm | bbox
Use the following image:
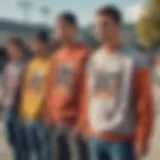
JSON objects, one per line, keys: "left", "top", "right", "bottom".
{"left": 0, "top": 66, "right": 7, "bottom": 99}
{"left": 12, "top": 66, "right": 28, "bottom": 114}
{"left": 18, "top": 64, "right": 31, "bottom": 122}
{"left": 77, "top": 72, "right": 90, "bottom": 133}
{"left": 76, "top": 51, "right": 92, "bottom": 135}
{"left": 134, "top": 67, "right": 155, "bottom": 158}
{"left": 42, "top": 56, "right": 57, "bottom": 127}
{"left": 0, "top": 66, "right": 7, "bottom": 117}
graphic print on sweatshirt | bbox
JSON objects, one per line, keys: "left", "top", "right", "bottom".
{"left": 88, "top": 53, "right": 134, "bottom": 133}
{"left": 91, "top": 69, "right": 123, "bottom": 121}
{"left": 94, "top": 71, "right": 122, "bottom": 101}
{"left": 30, "top": 71, "right": 46, "bottom": 92}
{"left": 55, "top": 63, "right": 75, "bottom": 97}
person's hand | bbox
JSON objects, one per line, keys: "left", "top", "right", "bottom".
{"left": 74, "top": 127, "right": 83, "bottom": 138}
{"left": 21, "top": 118, "right": 27, "bottom": 126}
{"left": 0, "top": 106, "right": 4, "bottom": 120}
{"left": 43, "top": 116, "right": 52, "bottom": 129}
{"left": 135, "top": 141, "right": 149, "bottom": 159}
{"left": 74, "top": 127, "right": 88, "bottom": 142}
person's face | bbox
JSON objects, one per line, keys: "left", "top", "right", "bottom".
{"left": 55, "top": 17, "right": 77, "bottom": 43}
{"left": 95, "top": 14, "right": 120, "bottom": 42}
{"left": 32, "top": 38, "right": 47, "bottom": 56}
{"left": 7, "top": 43, "right": 21, "bottom": 60}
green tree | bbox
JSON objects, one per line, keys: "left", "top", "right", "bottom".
{"left": 137, "top": 0, "right": 160, "bottom": 49}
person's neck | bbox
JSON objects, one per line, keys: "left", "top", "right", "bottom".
{"left": 103, "top": 38, "right": 122, "bottom": 53}
{"left": 62, "top": 40, "right": 78, "bottom": 49}
{"left": 37, "top": 50, "right": 48, "bottom": 58}
{"left": 38, "top": 54, "right": 48, "bottom": 59}
{"left": 12, "top": 54, "right": 22, "bottom": 62}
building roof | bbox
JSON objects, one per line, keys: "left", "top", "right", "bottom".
{"left": 0, "top": 18, "right": 51, "bottom": 33}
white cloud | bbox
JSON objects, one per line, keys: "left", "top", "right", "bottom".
{"left": 125, "top": 3, "right": 144, "bottom": 23}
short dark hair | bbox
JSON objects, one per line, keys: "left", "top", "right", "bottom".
{"left": 97, "top": 6, "right": 122, "bottom": 24}
{"left": 36, "top": 30, "right": 49, "bottom": 44}
{"left": 59, "top": 12, "right": 78, "bottom": 26}
{"left": 8, "top": 37, "right": 24, "bottom": 49}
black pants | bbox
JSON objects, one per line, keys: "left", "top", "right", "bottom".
{"left": 52, "top": 126, "right": 89, "bottom": 160}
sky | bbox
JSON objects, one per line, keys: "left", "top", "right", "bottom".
{"left": 0, "top": 0, "right": 146, "bottom": 26}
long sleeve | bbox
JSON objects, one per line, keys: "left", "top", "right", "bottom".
{"left": 19, "top": 65, "right": 30, "bottom": 118}
{"left": 78, "top": 72, "right": 90, "bottom": 133}
{"left": 134, "top": 68, "right": 155, "bottom": 146}
{"left": 77, "top": 49, "right": 92, "bottom": 132}
{"left": 12, "top": 67, "right": 26, "bottom": 113}
{"left": 42, "top": 57, "right": 56, "bottom": 123}
{"left": 0, "top": 66, "right": 7, "bottom": 114}
{"left": 77, "top": 57, "right": 92, "bottom": 133}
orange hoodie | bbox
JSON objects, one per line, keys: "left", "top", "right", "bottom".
{"left": 45, "top": 43, "right": 91, "bottom": 127}
{"left": 78, "top": 46, "right": 154, "bottom": 148}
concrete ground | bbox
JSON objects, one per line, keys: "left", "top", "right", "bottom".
{"left": 0, "top": 118, "right": 160, "bottom": 160}
{"left": 144, "top": 117, "right": 160, "bottom": 160}
{"left": 0, "top": 122, "right": 12, "bottom": 160}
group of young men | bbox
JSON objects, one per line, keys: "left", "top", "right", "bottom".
{"left": 0, "top": 5, "right": 154, "bottom": 160}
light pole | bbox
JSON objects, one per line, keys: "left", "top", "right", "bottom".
{"left": 17, "top": 0, "right": 32, "bottom": 23}
{"left": 40, "top": 6, "right": 52, "bottom": 25}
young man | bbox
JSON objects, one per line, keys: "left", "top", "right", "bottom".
{"left": 45, "top": 12, "right": 91, "bottom": 160}
{"left": 0, "top": 37, "right": 25, "bottom": 160}
{"left": 78, "top": 6, "right": 154, "bottom": 160}
{"left": 20, "top": 31, "right": 51, "bottom": 160}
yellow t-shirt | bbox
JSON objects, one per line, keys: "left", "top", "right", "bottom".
{"left": 20, "top": 57, "right": 51, "bottom": 120}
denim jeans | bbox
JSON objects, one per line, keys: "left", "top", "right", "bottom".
{"left": 5, "top": 110, "right": 30, "bottom": 160}
{"left": 27, "top": 121, "right": 53, "bottom": 160}
{"left": 89, "top": 138, "right": 135, "bottom": 160}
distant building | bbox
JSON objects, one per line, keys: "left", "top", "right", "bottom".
{"left": 0, "top": 19, "right": 51, "bottom": 47}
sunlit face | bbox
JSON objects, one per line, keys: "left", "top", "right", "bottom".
{"left": 94, "top": 14, "right": 120, "bottom": 42}
{"left": 32, "top": 38, "right": 47, "bottom": 56}
{"left": 7, "top": 43, "right": 21, "bottom": 60}
{"left": 55, "top": 17, "right": 77, "bottom": 43}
